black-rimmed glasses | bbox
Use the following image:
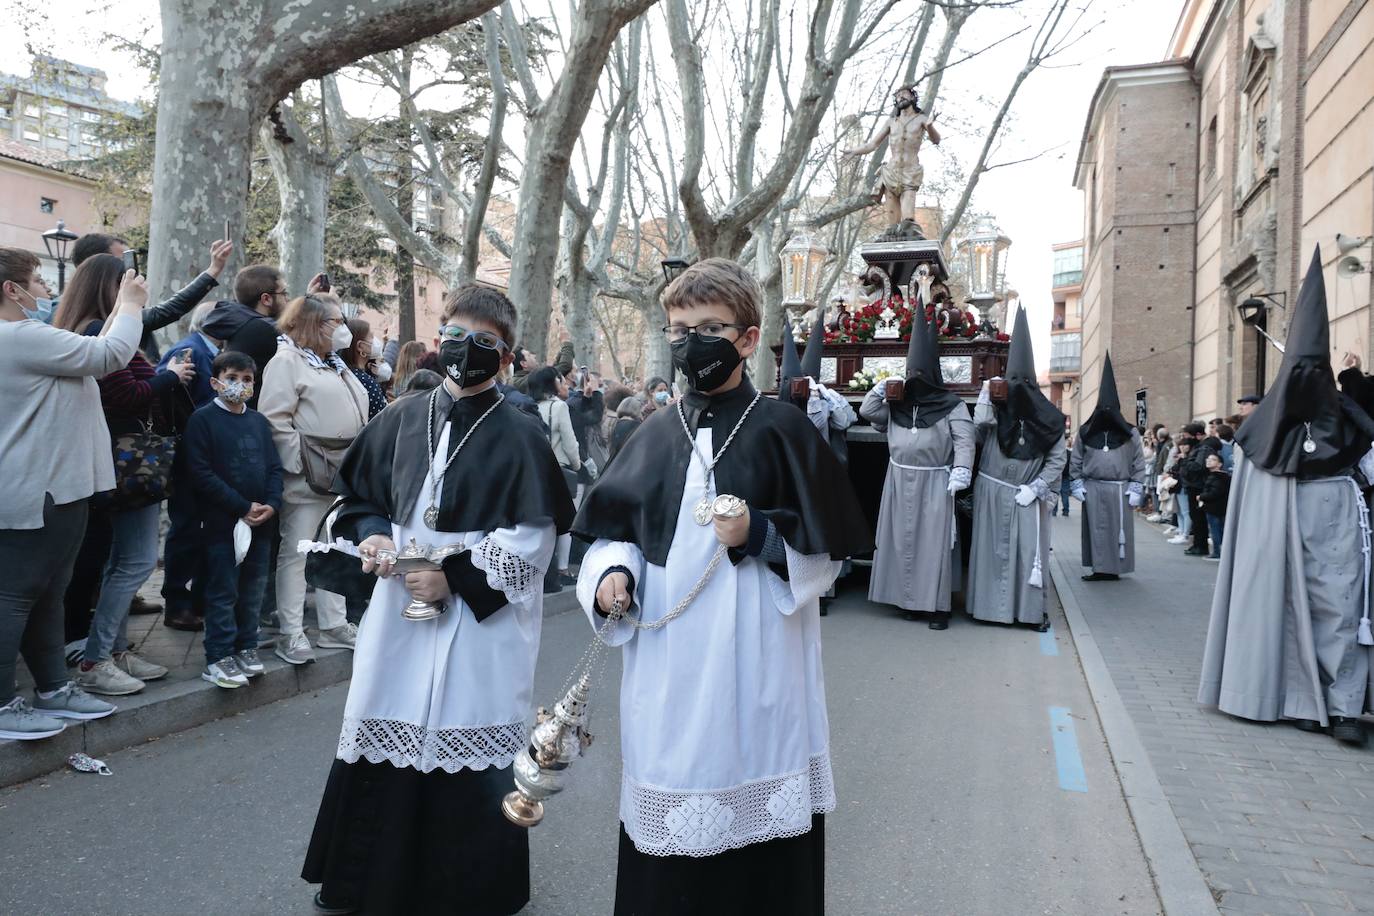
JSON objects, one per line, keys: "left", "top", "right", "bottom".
{"left": 440, "top": 324, "right": 509, "bottom": 351}
{"left": 662, "top": 322, "right": 747, "bottom": 344}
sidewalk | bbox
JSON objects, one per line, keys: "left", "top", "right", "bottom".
{"left": 1050, "top": 512, "right": 1374, "bottom": 915}
{"left": 1, "top": 573, "right": 581, "bottom": 788}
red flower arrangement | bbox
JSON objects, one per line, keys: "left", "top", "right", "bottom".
{"left": 804, "top": 299, "right": 1015, "bottom": 346}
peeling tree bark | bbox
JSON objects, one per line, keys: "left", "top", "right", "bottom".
{"left": 148, "top": 0, "right": 501, "bottom": 302}
{"left": 507, "top": 0, "right": 659, "bottom": 348}
{"left": 260, "top": 101, "right": 330, "bottom": 299}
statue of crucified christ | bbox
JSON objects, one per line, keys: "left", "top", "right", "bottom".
{"left": 842, "top": 85, "right": 941, "bottom": 231}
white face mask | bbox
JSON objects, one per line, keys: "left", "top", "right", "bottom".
{"left": 330, "top": 324, "right": 353, "bottom": 353}
{"left": 373, "top": 361, "right": 393, "bottom": 383}
{"left": 14, "top": 285, "right": 56, "bottom": 323}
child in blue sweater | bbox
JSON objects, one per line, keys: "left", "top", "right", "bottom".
{"left": 182, "top": 351, "right": 283, "bottom": 688}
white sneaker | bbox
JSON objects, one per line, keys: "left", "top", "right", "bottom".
{"left": 275, "top": 632, "right": 317, "bottom": 666}
{"left": 1167, "top": 535, "right": 1189, "bottom": 544}
{"left": 318, "top": 623, "right": 358, "bottom": 651}
{"left": 74, "top": 659, "right": 145, "bottom": 696}
{"left": 114, "top": 650, "right": 168, "bottom": 682}
{"left": 202, "top": 656, "right": 249, "bottom": 689}
{"left": 1146, "top": 514, "right": 1162, "bottom": 523}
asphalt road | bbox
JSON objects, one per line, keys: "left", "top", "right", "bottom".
{"left": 0, "top": 574, "right": 1160, "bottom": 916}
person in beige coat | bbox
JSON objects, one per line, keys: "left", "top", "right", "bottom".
{"left": 259, "top": 294, "right": 369, "bottom": 664}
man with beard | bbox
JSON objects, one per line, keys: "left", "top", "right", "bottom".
{"left": 861, "top": 310, "right": 974, "bottom": 629}
{"left": 1069, "top": 353, "right": 1147, "bottom": 580}
{"left": 966, "top": 308, "right": 1067, "bottom": 631}
{"left": 841, "top": 85, "right": 942, "bottom": 229}
{"left": 1198, "top": 249, "right": 1374, "bottom": 747}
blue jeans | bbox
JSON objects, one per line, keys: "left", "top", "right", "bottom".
{"left": 84, "top": 502, "right": 161, "bottom": 664}
{"left": 1176, "top": 486, "right": 1191, "bottom": 537}
{"left": 201, "top": 524, "right": 270, "bottom": 664}
{"left": 1058, "top": 478, "right": 1072, "bottom": 515}
{"left": 1206, "top": 513, "right": 1224, "bottom": 556}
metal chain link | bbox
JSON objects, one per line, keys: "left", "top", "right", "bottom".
{"left": 426, "top": 386, "right": 505, "bottom": 515}
{"left": 676, "top": 392, "right": 763, "bottom": 496}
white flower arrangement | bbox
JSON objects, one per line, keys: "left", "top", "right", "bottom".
{"left": 848, "top": 367, "right": 895, "bottom": 391}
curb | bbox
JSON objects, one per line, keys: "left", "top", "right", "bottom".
{"left": 1049, "top": 549, "right": 1220, "bottom": 916}
{"left": 0, "top": 587, "right": 583, "bottom": 789}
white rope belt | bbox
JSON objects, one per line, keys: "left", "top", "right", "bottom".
{"left": 890, "top": 459, "right": 957, "bottom": 547}
{"left": 1298, "top": 476, "right": 1373, "bottom": 645}
{"left": 979, "top": 472, "right": 1043, "bottom": 588}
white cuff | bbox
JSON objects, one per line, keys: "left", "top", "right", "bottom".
{"left": 576, "top": 539, "right": 642, "bottom": 646}
{"left": 766, "top": 543, "right": 841, "bottom": 615}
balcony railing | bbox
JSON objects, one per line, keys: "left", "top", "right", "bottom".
{"left": 1052, "top": 269, "right": 1083, "bottom": 288}
{"left": 1049, "top": 355, "right": 1081, "bottom": 374}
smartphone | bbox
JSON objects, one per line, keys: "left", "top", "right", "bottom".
{"left": 316, "top": 272, "right": 331, "bottom": 293}
{"left": 121, "top": 249, "right": 139, "bottom": 274}
{"left": 223, "top": 219, "right": 230, "bottom": 242}
{"left": 989, "top": 378, "right": 1009, "bottom": 403}
{"left": 884, "top": 378, "right": 905, "bottom": 402}
{"left": 790, "top": 377, "right": 811, "bottom": 403}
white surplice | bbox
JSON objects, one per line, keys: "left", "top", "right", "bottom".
{"left": 578, "top": 426, "right": 841, "bottom": 857}
{"left": 336, "top": 422, "right": 556, "bottom": 774}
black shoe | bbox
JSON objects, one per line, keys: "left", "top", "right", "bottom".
{"left": 1035, "top": 616, "right": 1051, "bottom": 633}
{"left": 1292, "top": 718, "right": 1324, "bottom": 733}
{"left": 129, "top": 594, "right": 163, "bottom": 615}
{"left": 559, "top": 573, "right": 578, "bottom": 588}
{"left": 819, "top": 598, "right": 829, "bottom": 617}
{"left": 1330, "top": 717, "right": 1367, "bottom": 746}
{"left": 928, "top": 613, "right": 949, "bottom": 631}
{"left": 313, "top": 892, "right": 359, "bottom": 915}
{"left": 1183, "top": 547, "right": 1208, "bottom": 557}
{"left": 163, "top": 611, "right": 204, "bottom": 632}
{"left": 903, "top": 611, "right": 920, "bottom": 622}
{"left": 1081, "top": 572, "right": 1120, "bottom": 581}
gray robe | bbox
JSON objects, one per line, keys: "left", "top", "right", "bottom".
{"left": 861, "top": 388, "right": 975, "bottom": 612}
{"left": 1197, "top": 448, "right": 1374, "bottom": 723}
{"left": 1069, "top": 431, "right": 1147, "bottom": 574}
{"left": 966, "top": 401, "right": 1067, "bottom": 624}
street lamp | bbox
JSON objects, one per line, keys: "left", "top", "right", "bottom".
{"left": 1237, "top": 291, "right": 1287, "bottom": 393}
{"left": 660, "top": 257, "right": 691, "bottom": 286}
{"left": 779, "top": 226, "right": 828, "bottom": 324}
{"left": 42, "top": 219, "right": 80, "bottom": 293}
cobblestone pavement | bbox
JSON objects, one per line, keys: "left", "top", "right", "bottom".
{"left": 1051, "top": 512, "right": 1374, "bottom": 915}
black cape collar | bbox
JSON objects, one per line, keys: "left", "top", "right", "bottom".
{"left": 574, "top": 380, "right": 873, "bottom": 566}
{"left": 331, "top": 386, "right": 575, "bottom": 538}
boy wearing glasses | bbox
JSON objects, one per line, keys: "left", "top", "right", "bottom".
{"left": 575, "top": 259, "right": 871, "bottom": 915}
{"left": 301, "top": 285, "right": 575, "bottom": 916}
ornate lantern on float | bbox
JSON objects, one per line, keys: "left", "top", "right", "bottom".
{"left": 958, "top": 218, "right": 1011, "bottom": 336}
{"left": 779, "top": 226, "right": 829, "bottom": 325}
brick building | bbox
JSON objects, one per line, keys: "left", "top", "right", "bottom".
{"left": 1072, "top": 61, "right": 1199, "bottom": 432}
{"left": 1071, "top": 1, "right": 1374, "bottom": 428}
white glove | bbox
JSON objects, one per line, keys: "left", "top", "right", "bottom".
{"left": 1071, "top": 481, "right": 1087, "bottom": 503}
{"left": 977, "top": 380, "right": 993, "bottom": 406}
{"left": 1127, "top": 481, "right": 1143, "bottom": 508}
{"left": 1015, "top": 484, "right": 1037, "bottom": 507}
{"left": 947, "top": 466, "right": 972, "bottom": 493}
{"left": 1360, "top": 445, "right": 1374, "bottom": 484}
{"left": 583, "top": 458, "right": 599, "bottom": 481}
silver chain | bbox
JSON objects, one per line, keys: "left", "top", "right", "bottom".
{"left": 426, "top": 386, "right": 505, "bottom": 510}
{"left": 676, "top": 392, "right": 762, "bottom": 491}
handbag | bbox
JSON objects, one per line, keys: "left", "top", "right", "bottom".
{"left": 98, "top": 421, "right": 177, "bottom": 512}
{"left": 302, "top": 498, "right": 378, "bottom": 604}
{"left": 299, "top": 433, "right": 355, "bottom": 495}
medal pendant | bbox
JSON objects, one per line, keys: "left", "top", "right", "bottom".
{"left": 693, "top": 497, "right": 714, "bottom": 526}
{"left": 1102, "top": 443, "right": 1109, "bottom": 452}
{"left": 1018, "top": 436, "right": 1026, "bottom": 445}
{"left": 423, "top": 505, "right": 440, "bottom": 529}
{"left": 1303, "top": 438, "right": 1317, "bottom": 454}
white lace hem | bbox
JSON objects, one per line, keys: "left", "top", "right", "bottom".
{"left": 336, "top": 716, "right": 526, "bottom": 774}
{"left": 621, "top": 752, "right": 836, "bottom": 857}
{"left": 470, "top": 536, "right": 543, "bottom": 606}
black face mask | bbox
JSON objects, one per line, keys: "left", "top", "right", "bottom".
{"left": 440, "top": 338, "right": 502, "bottom": 388}
{"left": 670, "top": 334, "right": 743, "bottom": 393}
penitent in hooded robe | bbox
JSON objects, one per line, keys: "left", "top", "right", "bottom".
{"left": 1198, "top": 248, "right": 1374, "bottom": 725}
{"left": 967, "top": 307, "right": 1067, "bottom": 625}
{"left": 1070, "top": 352, "right": 1147, "bottom": 574}
{"left": 860, "top": 313, "right": 974, "bottom": 613}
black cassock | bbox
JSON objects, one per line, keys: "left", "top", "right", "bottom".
{"left": 302, "top": 386, "right": 574, "bottom": 916}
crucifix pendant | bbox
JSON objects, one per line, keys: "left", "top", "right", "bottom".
{"left": 424, "top": 505, "right": 441, "bottom": 529}
{"left": 693, "top": 495, "right": 714, "bottom": 526}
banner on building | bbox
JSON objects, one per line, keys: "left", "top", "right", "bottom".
{"left": 1135, "top": 388, "right": 1148, "bottom": 429}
